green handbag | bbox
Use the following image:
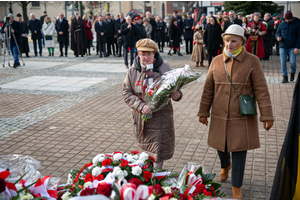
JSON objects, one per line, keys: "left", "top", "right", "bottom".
{"left": 224, "top": 62, "right": 257, "bottom": 116}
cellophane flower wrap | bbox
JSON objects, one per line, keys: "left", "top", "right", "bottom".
{"left": 142, "top": 65, "right": 201, "bottom": 122}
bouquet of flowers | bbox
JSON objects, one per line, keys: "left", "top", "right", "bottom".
{"left": 262, "top": 21, "right": 268, "bottom": 29}
{"left": 142, "top": 65, "right": 202, "bottom": 122}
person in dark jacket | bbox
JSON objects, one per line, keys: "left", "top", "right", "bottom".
{"left": 168, "top": 17, "right": 183, "bottom": 56}
{"left": 146, "top": 11, "right": 157, "bottom": 41}
{"left": 172, "top": 11, "right": 183, "bottom": 53}
{"left": 1, "top": 14, "right": 22, "bottom": 68}
{"left": 121, "top": 16, "right": 136, "bottom": 68}
{"left": 224, "top": 10, "right": 242, "bottom": 32}
{"left": 115, "top": 12, "right": 126, "bottom": 57}
{"left": 95, "top": 15, "right": 108, "bottom": 57}
{"left": 203, "top": 16, "right": 223, "bottom": 67}
{"left": 183, "top": 13, "right": 194, "bottom": 54}
{"left": 155, "top": 15, "right": 166, "bottom": 52}
{"left": 71, "top": 11, "right": 88, "bottom": 57}
{"left": 276, "top": 11, "right": 300, "bottom": 83}
{"left": 28, "top": 13, "right": 42, "bottom": 56}
{"left": 55, "top": 13, "right": 69, "bottom": 57}
{"left": 134, "top": 15, "right": 147, "bottom": 57}
{"left": 16, "top": 13, "right": 30, "bottom": 57}
{"left": 106, "top": 14, "right": 116, "bottom": 56}
{"left": 40, "top": 11, "right": 47, "bottom": 47}
{"left": 262, "top": 13, "right": 274, "bottom": 60}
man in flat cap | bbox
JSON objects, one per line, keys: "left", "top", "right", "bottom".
{"left": 1, "top": 13, "right": 22, "bottom": 68}
{"left": 209, "top": 11, "right": 214, "bottom": 17}
{"left": 17, "top": 13, "right": 30, "bottom": 57}
{"left": 237, "top": 12, "right": 243, "bottom": 20}
{"left": 183, "top": 12, "right": 194, "bottom": 54}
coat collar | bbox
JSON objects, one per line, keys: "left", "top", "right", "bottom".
{"left": 223, "top": 47, "right": 246, "bottom": 63}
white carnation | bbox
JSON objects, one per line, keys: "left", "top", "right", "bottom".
{"left": 123, "top": 170, "right": 128, "bottom": 177}
{"left": 61, "top": 191, "right": 72, "bottom": 200}
{"left": 136, "top": 160, "right": 145, "bottom": 166}
{"left": 139, "top": 152, "right": 149, "bottom": 162}
{"left": 163, "top": 187, "right": 172, "bottom": 194}
{"left": 133, "top": 155, "right": 139, "bottom": 160}
{"left": 92, "top": 166, "right": 102, "bottom": 177}
{"left": 15, "top": 183, "right": 23, "bottom": 191}
{"left": 92, "top": 154, "right": 105, "bottom": 165}
{"left": 147, "top": 194, "right": 155, "bottom": 200}
{"left": 113, "top": 153, "right": 123, "bottom": 161}
{"left": 123, "top": 153, "right": 129, "bottom": 157}
{"left": 84, "top": 181, "right": 93, "bottom": 188}
{"left": 112, "top": 167, "right": 125, "bottom": 179}
{"left": 21, "top": 193, "right": 34, "bottom": 200}
{"left": 131, "top": 166, "right": 142, "bottom": 176}
{"left": 99, "top": 157, "right": 105, "bottom": 162}
{"left": 127, "top": 155, "right": 136, "bottom": 163}
{"left": 169, "top": 198, "right": 177, "bottom": 200}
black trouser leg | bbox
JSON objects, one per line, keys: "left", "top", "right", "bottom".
{"left": 158, "top": 42, "right": 161, "bottom": 51}
{"left": 185, "top": 40, "right": 189, "bottom": 53}
{"left": 107, "top": 37, "right": 112, "bottom": 55}
{"left": 59, "top": 42, "right": 63, "bottom": 55}
{"left": 130, "top": 48, "right": 134, "bottom": 66}
{"left": 64, "top": 43, "right": 68, "bottom": 56}
{"left": 123, "top": 47, "right": 128, "bottom": 66}
{"left": 33, "top": 39, "right": 37, "bottom": 55}
{"left": 207, "top": 49, "right": 218, "bottom": 67}
{"left": 99, "top": 43, "right": 103, "bottom": 56}
{"left": 161, "top": 42, "right": 164, "bottom": 51}
{"left": 264, "top": 40, "right": 270, "bottom": 59}
{"left": 189, "top": 39, "right": 193, "bottom": 54}
{"left": 118, "top": 44, "right": 122, "bottom": 56}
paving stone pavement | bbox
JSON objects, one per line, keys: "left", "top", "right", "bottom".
{"left": 0, "top": 46, "right": 298, "bottom": 199}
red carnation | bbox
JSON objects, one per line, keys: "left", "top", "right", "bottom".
{"left": 179, "top": 194, "right": 188, "bottom": 200}
{"left": 153, "top": 184, "right": 165, "bottom": 197}
{"left": 203, "top": 189, "right": 212, "bottom": 197}
{"left": 96, "top": 183, "right": 112, "bottom": 197}
{"left": 84, "top": 173, "right": 95, "bottom": 183}
{"left": 149, "top": 156, "right": 155, "bottom": 162}
{"left": 128, "top": 178, "right": 144, "bottom": 188}
{"left": 120, "top": 160, "right": 129, "bottom": 167}
{"left": 102, "top": 159, "right": 112, "bottom": 166}
{"left": 0, "top": 178, "right": 6, "bottom": 193}
{"left": 131, "top": 151, "right": 139, "bottom": 155}
{"left": 80, "top": 187, "right": 95, "bottom": 196}
{"left": 143, "top": 170, "right": 152, "bottom": 182}
{"left": 113, "top": 151, "right": 123, "bottom": 155}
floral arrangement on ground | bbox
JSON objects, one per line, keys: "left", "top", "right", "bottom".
{"left": 0, "top": 152, "right": 225, "bottom": 200}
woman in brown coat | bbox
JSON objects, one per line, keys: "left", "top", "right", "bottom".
{"left": 198, "top": 25, "right": 274, "bottom": 199}
{"left": 190, "top": 25, "right": 205, "bottom": 67}
{"left": 122, "top": 39, "right": 182, "bottom": 169}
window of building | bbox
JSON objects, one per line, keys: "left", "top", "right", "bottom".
{"left": 172, "top": 1, "right": 185, "bottom": 10}
{"left": 32, "top": 1, "right": 40, "bottom": 7}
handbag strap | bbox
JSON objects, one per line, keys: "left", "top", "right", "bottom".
{"left": 224, "top": 62, "right": 239, "bottom": 95}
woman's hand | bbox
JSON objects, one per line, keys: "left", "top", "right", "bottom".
{"left": 203, "top": 44, "right": 206, "bottom": 47}
{"left": 199, "top": 117, "right": 208, "bottom": 126}
{"left": 171, "top": 91, "right": 181, "bottom": 101}
{"left": 142, "top": 105, "right": 152, "bottom": 115}
{"left": 263, "top": 121, "right": 273, "bottom": 131}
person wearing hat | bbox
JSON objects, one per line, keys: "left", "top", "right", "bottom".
{"left": 122, "top": 38, "right": 183, "bottom": 169}
{"left": 16, "top": 13, "right": 30, "bottom": 58}
{"left": 168, "top": 17, "right": 183, "bottom": 56}
{"left": 272, "top": 13, "right": 281, "bottom": 55}
{"left": 1, "top": 13, "right": 22, "bottom": 68}
{"left": 134, "top": 15, "right": 147, "bottom": 48}
{"left": 40, "top": 11, "right": 47, "bottom": 47}
{"left": 183, "top": 12, "right": 194, "bottom": 54}
{"left": 236, "top": 12, "right": 243, "bottom": 20}
{"left": 198, "top": 24, "right": 274, "bottom": 199}
{"left": 200, "top": 13, "right": 207, "bottom": 30}
{"left": 190, "top": 25, "right": 205, "bottom": 67}
{"left": 143, "top": 17, "right": 152, "bottom": 39}
{"left": 245, "top": 13, "right": 267, "bottom": 59}
{"left": 276, "top": 11, "right": 300, "bottom": 83}
{"left": 209, "top": 11, "right": 214, "bottom": 17}
{"left": 262, "top": 13, "right": 274, "bottom": 60}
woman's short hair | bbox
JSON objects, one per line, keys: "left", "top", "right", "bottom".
{"left": 44, "top": 16, "right": 50, "bottom": 23}
{"left": 82, "top": 15, "right": 87, "bottom": 21}
{"left": 143, "top": 17, "right": 148, "bottom": 22}
{"left": 223, "top": 34, "right": 246, "bottom": 46}
{"left": 253, "top": 13, "right": 260, "bottom": 18}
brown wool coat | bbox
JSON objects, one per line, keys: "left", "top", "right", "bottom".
{"left": 122, "top": 62, "right": 182, "bottom": 162}
{"left": 198, "top": 48, "right": 274, "bottom": 152}
{"left": 190, "top": 32, "right": 206, "bottom": 63}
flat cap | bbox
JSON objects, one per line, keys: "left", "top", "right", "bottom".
{"left": 16, "top": 13, "right": 22, "bottom": 17}
{"left": 136, "top": 38, "right": 158, "bottom": 52}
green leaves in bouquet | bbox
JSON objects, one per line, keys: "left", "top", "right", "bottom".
{"left": 194, "top": 167, "right": 216, "bottom": 184}
{"left": 12, "top": 173, "right": 40, "bottom": 200}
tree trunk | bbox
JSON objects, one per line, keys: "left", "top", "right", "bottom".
{"left": 19, "top": 1, "right": 30, "bottom": 23}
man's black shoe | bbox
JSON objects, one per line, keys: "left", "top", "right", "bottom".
{"left": 34, "top": 55, "right": 37, "bottom": 57}
{"left": 291, "top": 73, "right": 295, "bottom": 82}
{"left": 40, "top": 54, "right": 42, "bottom": 57}
{"left": 16, "top": 62, "right": 20, "bottom": 67}
{"left": 59, "top": 54, "right": 63, "bottom": 57}
{"left": 65, "top": 55, "right": 68, "bottom": 57}
{"left": 26, "top": 54, "right": 30, "bottom": 57}
{"left": 13, "top": 63, "right": 18, "bottom": 68}
{"left": 117, "top": 55, "right": 122, "bottom": 57}
{"left": 99, "top": 55, "right": 102, "bottom": 58}
{"left": 282, "top": 76, "right": 289, "bottom": 83}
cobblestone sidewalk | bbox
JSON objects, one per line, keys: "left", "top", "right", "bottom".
{"left": 0, "top": 50, "right": 297, "bottom": 199}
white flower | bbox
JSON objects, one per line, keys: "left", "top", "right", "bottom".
{"left": 113, "top": 153, "right": 123, "bottom": 161}
{"left": 123, "top": 170, "right": 128, "bottom": 177}
{"left": 123, "top": 153, "right": 129, "bottom": 157}
{"left": 163, "top": 187, "right": 172, "bottom": 194}
{"left": 139, "top": 152, "right": 149, "bottom": 162}
{"left": 133, "top": 155, "right": 139, "bottom": 160}
{"left": 147, "top": 194, "right": 155, "bottom": 200}
{"left": 99, "top": 157, "right": 105, "bottom": 162}
{"left": 15, "top": 183, "right": 23, "bottom": 191}
{"left": 112, "top": 167, "right": 126, "bottom": 180}
{"left": 84, "top": 181, "right": 93, "bottom": 188}
{"left": 127, "top": 155, "right": 137, "bottom": 163}
{"left": 61, "top": 192, "right": 72, "bottom": 200}
{"left": 136, "top": 160, "right": 145, "bottom": 166}
{"left": 92, "top": 154, "right": 105, "bottom": 165}
{"left": 92, "top": 166, "right": 102, "bottom": 177}
{"left": 169, "top": 198, "right": 177, "bottom": 200}
{"left": 131, "top": 166, "right": 142, "bottom": 176}
{"left": 20, "top": 193, "right": 34, "bottom": 200}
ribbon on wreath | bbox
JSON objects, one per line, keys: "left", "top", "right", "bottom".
{"left": 152, "top": 171, "right": 168, "bottom": 180}
{"left": 74, "top": 162, "right": 93, "bottom": 183}
{"left": 120, "top": 183, "right": 137, "bottom": 200}
{"left": 133, "top": 185, "right": 153, "bottom": 200}
{"left": 101, "top": 166, "right": 114, "bottom": 173}
{"left": 0, "top": 168, "right": 20, "bottom": 198}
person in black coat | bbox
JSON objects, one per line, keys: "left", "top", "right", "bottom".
{"left": 134, "top": 16, "right": 147, "bottom": 43}
{"left": 95, "top": 15, "right": 108, "bottom": 57}
{"left": 155, "top": 15, "right": 166, "bottom": 52}
{"left": 172, "top": 11, "right": 183, "bottom": 53}
{"left": 121, "top": 16, "right": 136, "bottom": 68}
{"left": 16, "top": 13, "right": 30, "bottom": 57}
{"left": 40, "top": 11, "right": 47, "bottom": 47}
{"left": 168, "top": 17, "right": 183, "bottom": 56}
{"left": 56, "top": 13, "right": 69, "bottom": 57}
{"left": 224, "top": 10, "right": 242, "bottom": 32}
{"left": 1, "top": 14, "right": 22, "bottom": 67}
{"left": 115, "top": 12, "right": 126, "bottom": 57}
{"left": 203, "top": 16, "right": 223, "bottom": 67}
{"left": 105, "top": 14, "right": 116, "bottom": 56}
{"left": 28, "top": 13, "right": 42, "bottom": 56}
{"left": 262, "top": 13, "right": 274, "bottom": 60}
{"left": 71, "top": 11, "right": 88, "bottom": 57}
{"left": 146, "top": 11, "right": 157, "bottom": 41}
{"left": 183, "top": 13, "right": 194, "bottom": 54}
